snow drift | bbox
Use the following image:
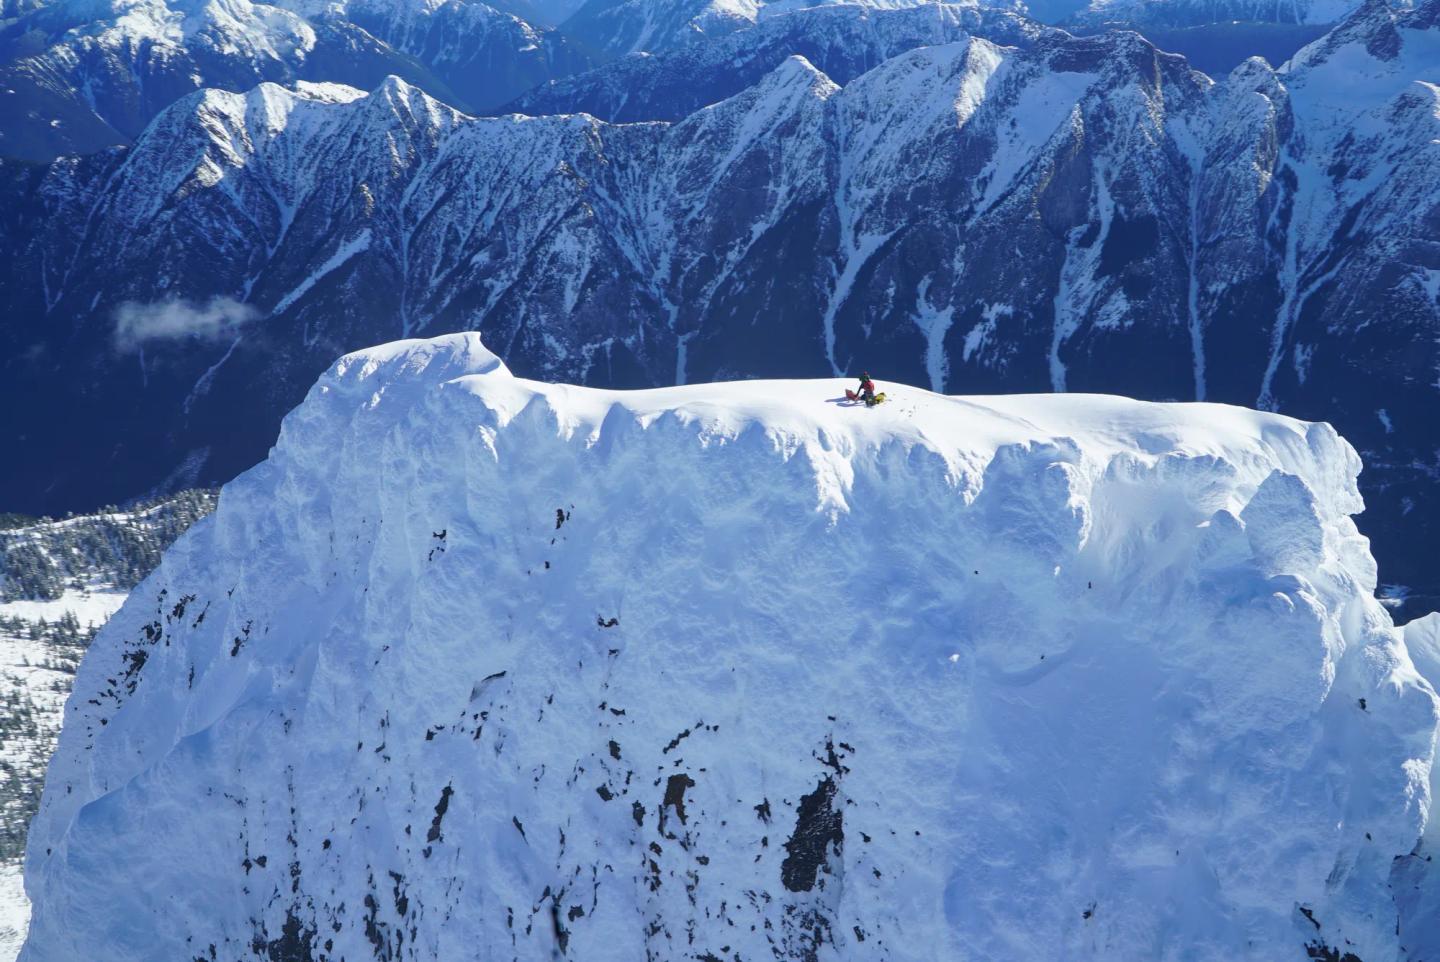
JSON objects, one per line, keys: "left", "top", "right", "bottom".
{"left": 21, "top": 333, "right": 1440, "bottom": 961}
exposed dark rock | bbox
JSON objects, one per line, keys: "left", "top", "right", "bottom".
{"left": 425, "top": 785, "right": 453, "bottom": 843}
{"left": 780, "top": 777, "right": 843, "bottom": 893}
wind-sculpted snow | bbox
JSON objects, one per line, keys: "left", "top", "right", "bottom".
{"left": 21, "top": 333, "right": 1440, "bottom": 961}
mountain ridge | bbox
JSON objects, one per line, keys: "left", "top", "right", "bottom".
{"left": 1, "top": 0, "right": 1437, "bottom": 616}
{"left": 0, "top": 0, "right": 592, "bottom": 162}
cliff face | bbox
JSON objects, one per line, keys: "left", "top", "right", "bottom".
{"left": 21, "top": 333, "right": 1440, "bottom": 961}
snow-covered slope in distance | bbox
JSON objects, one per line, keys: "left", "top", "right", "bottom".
{"left": 555, "top": 0, "right": 998, "bottom": 57}
{"left": 0, "top": 491, "right": 217, "bottom": 605}
{"left": 21, "top": 333, "right": 1440, "bottom": 961}
{"left": 1050, "top": 0, "right": 1392, "bottom": 70}
{"left": 0, "top": 0, "right": 591, "bottom": 161}
{"left": 512, "top": 0, "right": 1045, "bottom": 121}
{"left": 0, "top": 602, "right": 104, "bottom": 962}
{"left": 0, "top": 491, "right": 217, "bottom": 960}
{"left": 1064, "top": 0, "right": 1360, "bottom": 27}
{"left": 557, "top": 0, "right": 762, "bottom": 55}
{"left": 489, "top": 0, "right": 590, "bottom": 26}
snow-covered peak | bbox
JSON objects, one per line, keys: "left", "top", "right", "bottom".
{"left": 0, "top": 0, "right": 590, "bottom": 161}
{"left": 323, "top": 331, "right": 511, "bottom": 407}
{"left": 558, "top": 0, "right": 757, "bottom": 55}
{"left": 97, "top": 72, "right": 469, "bottom": 224}
{"left": 508, "top": 0, "right": 1045, "bottom": 123}
{"left": 558, "top": 0, "right": 1018, "bottom": 56}
{"left": 1226, "top": 51, "right": 1285, "bottom": 85}
{"left": 363, "top": 73, "right": 467, "bottom": 126}
{"left": 288, "top": 79, "right": 368, "bottom": 103}
{"left": 837, "top": 37, "right": 1004, "bottom": 156}
{"left": 20, "top": 333, "right": 1440, "bottom": 961}
{"left": 1066, "top": 0, "right": 1361, "bottom": 27}
{"left": 126, "top": 79, "right": 360, "bottom": 189}
{"left": 758, "top": 0, "right": 983, "bottom": 13}
{"left": 1285, "top": 0, "right": 1440, "bottom": 85}
{"left": 752, "top": 0, "right": 1002, "bottom": 19}
{"left": 700, "top": 52, "right": 839, "bottom": 109}
{"left": 1264, "top": 0, "right": 1440, "bottom": 183}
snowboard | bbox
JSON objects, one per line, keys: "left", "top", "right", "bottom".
{"left": 845, "top": 390, "right": 887, "bottom": 406}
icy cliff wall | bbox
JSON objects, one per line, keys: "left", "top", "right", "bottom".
{"left": 21, "top": 333, "right": 1440, "bottom": 961}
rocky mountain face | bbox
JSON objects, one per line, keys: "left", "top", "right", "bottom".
{"left": 1067, "top": 20, "right": 1330, "bottom": 75}
{"left": 1062, "top": 0, "right": 1358, "bottom": 28}
{"left": 0, "top": 0, "right": 592, "bottom": 162}
{"left": 1052, "top": 0, "right": 1355, "bottom": 76}
{"left": 21, "top": 333, "right": 1440, "bottom": 962}
{"left": 488, "top": 0, "right": 589, "bottom": 26}
{"left": 0, "top": 0, "right": 993, "bottom": 164}
{"left": 554, "top": 0, "right": 970, "bottom": 58}
{"left": 513, "top": 1, "right": 1045, "bottom": 120}
{"left": 557, "top": 0, "right": 764, "bottom": 55}
{"left": 2, "top": 0, "right": 1437, "bottom": 613}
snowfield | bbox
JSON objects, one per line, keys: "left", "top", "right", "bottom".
{"left": 0, "top": 492, "right": 216, "bottom": 960}
{"left": 21, "top": 333, "right": 1440, "bottom": 960}
{"left": 0, "top": 589, "right": 127, "bottom": 630}
{"left": 0, "top": 867, "right": 23, "bottom": 962}
{"left": 0, "top": 587, "right": 125, "bottom": 962}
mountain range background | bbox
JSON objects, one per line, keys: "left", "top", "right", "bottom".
{"left": 1, "top": 0, "right": 1436, "bottom": 622}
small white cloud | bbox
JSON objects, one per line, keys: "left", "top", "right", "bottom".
{"left": 113, "top": 297, "right": 260, "bottom": 353}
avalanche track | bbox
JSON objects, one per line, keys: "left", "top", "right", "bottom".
{"left": 21, "top": 333, "right": 1440, "bottom": 962}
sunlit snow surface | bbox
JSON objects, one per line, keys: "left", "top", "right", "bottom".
{"left": 21, "top": 334, "right": 1440, "bottom": 961}
{"left": 0, "top": 591, "right": 127, "bottom": 629}
{"left": 0, "top": 866, "right": 24, "bottom": 962}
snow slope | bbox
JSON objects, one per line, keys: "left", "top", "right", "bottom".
{"left": 0, "top": 868, "right": 23, "bottom": 962}
{"left": 21, "top": 333, "right": 1440, "bottom": 961}
{"left": 556, "top": 0, "right": 1000, "bottom": 57}
{"left": 1067, "top": 0, "right": 1358, "bottom": 27}
{"left": 511, "top": 0, "right": 1044, "bottom": 121}
{"left": 0, "top": 615, "right": 82, "bottom": 962}
{"left": 0, "top": 592, "right": 116, "bottom": 962}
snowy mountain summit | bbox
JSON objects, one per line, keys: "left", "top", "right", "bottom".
{"left": 21, "top": 334, "right": 1440, "bottom": 960}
